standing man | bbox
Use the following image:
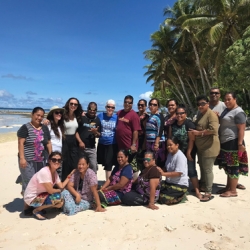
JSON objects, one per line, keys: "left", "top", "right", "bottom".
{"left": 209, "top": 87, "right": 226, "bottom": 116}
{"left": 116, "top": 95, "right": 141, "bottom": 165}
{"left": 76, "top": 102, "right": 101, "bottom": 173}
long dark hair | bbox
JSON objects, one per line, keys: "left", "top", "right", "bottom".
{"left": 64, "top": 97, "right": 83, "bottom": 123}
{"left": 47, "top": 111, "right": 65, "bottom": 139}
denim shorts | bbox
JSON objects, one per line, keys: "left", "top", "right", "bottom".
{"left": 188, "top": 160, "right": 197, "bottom": 178}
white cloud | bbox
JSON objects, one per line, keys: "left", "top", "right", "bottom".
{"left": 139, "top": 91, "right": 153, "bottom": 101}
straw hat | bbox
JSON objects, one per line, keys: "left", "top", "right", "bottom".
{"left": 47, "top": 106, "right": 65, "bottom": 117}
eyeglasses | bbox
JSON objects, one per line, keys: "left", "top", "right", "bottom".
{"left": 106, "top": 106, "right": 115, "bottom": 109}
{"left": 143, "top": 158, "right": 152, "bottom": 162}
{"left": 176, "top": 112, "right": 186, "bottom": 115}
{"left": 210, "top": 92, "right": 220, "bottom": 95}
{"left": 51, "top": 158, "right": 62, "bottom": 163}
{"left": 197, "top": 102, "right": 208, "bottom": 107}
{"left": 88, "top": 108, "right": 97, "bottom": 111}
{"left": 70, "top": 103, "right": 78, "bottom": 107}
{"left": 54, "top": 111, "right": 63, "bottom": 115}
{"left": 149, "top": 103, "right": 158, "bottom": 107}
{"left": 124, "top": 101, "right": 133, "bottom": 105}
{"left": 138, "top": 104, "right": 145, "bottom": 107}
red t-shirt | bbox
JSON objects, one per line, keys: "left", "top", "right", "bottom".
{"left": 116, "top": 109, "right": 141, "bottom": 150}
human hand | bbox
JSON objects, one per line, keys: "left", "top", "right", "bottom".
{"left": 238, "top": 145, "right": 246, "bottom": 153}
{"left": 154, "top": 143, "right": 159, "bottom": 151}
{"left": 188, "top": 129, "right": 201, "bottom": 136}
{"left": 75, "top": 193, "right": 81, "bottom": 204}
{"left": 186, "top": 153, "right": 194, "bottom": 161}
{"left": 147, "top": 203, "right": 159, "bottom": 210}
{"left": 79, "top": 141, "right": 85, "bottom": 150}
{"left": 19, "top": 158, "right": 27, "bottom": 168}
{"left": 156, "top": 167, "right": 163, "bottom": 175}
{"left": 130, "top": 145, "right": 137, "bottom": 153}
{"left": 42, "top": 119, "right": 50, "bottom": 126}
{"left": 95, "top": 206, "right": 106, "bottom": 212}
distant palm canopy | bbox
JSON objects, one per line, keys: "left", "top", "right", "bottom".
{"left": 143, "top": 0, "right": 250, "bottom": 114}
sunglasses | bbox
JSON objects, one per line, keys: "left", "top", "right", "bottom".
{"left": 210, "top": 92, "right": 220, "bottom": 95}
{"left": 54, "top": 111, "right": 63, "bottom": 115}
{"left": 149, "top": 103, "right": 158, "bottom": 107}
{"left": 197, "top": 102, "right": 207, "bottom": 107}
{"left": 51, "top": 158, "right": 62, "bottom": 163}
{"left": 176, "top": 112, "right": 186, "bottom": 115}
{"left": 138, "top": 104, "right": 145, "bottom": 107}
{"left": 106, "top": 106, "right": 115, "bottom": 109}
{"left": 143, "top": 158, "right": 152, "bottom": 162}
{"left": 70, "top": 103, "right": 78, "bottom": 107}
{"left": 88, "top": 108, "right": 97, "bottom": 111}
{"left": 124, "top": 101, "right": 133, "bottom": 105}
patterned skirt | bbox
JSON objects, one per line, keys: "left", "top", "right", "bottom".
{"left": 159, "top": 182, "right": 188, "bottom": 205}
{"left": 61, "top": 190, "right": 90, "bottom": 216}
{"left": 30, "top": 192, "right": 62, "bottom": 207}
{"left": 217, "top": 138, "right": 248, "bottom": 178}
{"left": 98, "top": 190, "right": 121, "bottom": 207}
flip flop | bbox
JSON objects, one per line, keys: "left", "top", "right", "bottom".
{"left": 200, "top": 195, "right": 214, "bottom": 202}
{"left": 220, "top": 192, "right": 238, "bottom": 198}
{"left": 33, "top": 211, "right": 47, "bottom": 220}
{"left": 236, "top": 184, "right": 246, "bottom": 190}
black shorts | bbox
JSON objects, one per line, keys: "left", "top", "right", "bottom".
{"left": 97, "top": 143, "right": 118, "bottom": 171}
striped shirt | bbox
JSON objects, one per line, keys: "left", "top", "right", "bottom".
{"left": 17, "top": 123, "right": 51, "bottom": 162}
{"left": 146, "top": 114, "right": 165, "bottom": 142}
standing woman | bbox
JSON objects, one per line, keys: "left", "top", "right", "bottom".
{"left": 47, "top": 106, "right": 65, "bottom": 178}
{"left": 164, "top": 99, "right": 178, "bottom": 139}
{"left": 18, "top": 107, "right": 52, "bottom": 197}
{"left": 97, "top": 99, "right": 118, "bottom": 180}
{"left": 188, "top": 95, "right": 220, "bottom": 201}
{"left": 136, "top": 99, "right": 149, "bottom": 172}
{"left": 217, "top": 92, "right": 248, "bottom": 197}
{"left": 62, "top": 97, "right": 83, "bottom": 181}
{"left": 146, "top": 98, "right": 165, "bottom": 168}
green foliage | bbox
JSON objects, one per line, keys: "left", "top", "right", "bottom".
{"left": 219, "top": 26, "right": 250, "bottom": 91}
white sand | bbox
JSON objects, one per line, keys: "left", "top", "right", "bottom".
{"left": 0, "top": 134, "right": 250, "bottom": 250}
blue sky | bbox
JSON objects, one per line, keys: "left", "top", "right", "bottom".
{"left": 0, "top": 0, "right": 175, "bottom": 111}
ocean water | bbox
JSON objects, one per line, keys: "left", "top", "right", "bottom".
{"left": 0, "top": 114, "right": 31, "bottom": 134}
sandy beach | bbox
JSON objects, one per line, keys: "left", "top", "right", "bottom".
{"left": 0, "top": 133, "right": 249, "bottom": 250}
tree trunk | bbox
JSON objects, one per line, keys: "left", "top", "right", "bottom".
{"left": 191, "top": 39, "right": 206, "bottom": 95}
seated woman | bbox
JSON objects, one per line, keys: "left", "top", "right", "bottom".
{"left": 122, "top": 151, "right": 161, "bottom": 210}
{"left": 157, "top": 137, "right": 189, "bottom": 205}
{"left": 98, "top": 150, "right": 133, "bottom": 207}
{"left": 61, "top": 155, "right": 105, "bottom": 215}
{"left": 24, "top": 152, "right": 74, "bottom": 220}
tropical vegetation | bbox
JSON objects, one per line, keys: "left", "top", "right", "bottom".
{"left": 144, "top": 0, "right": 250, "bottom": 114}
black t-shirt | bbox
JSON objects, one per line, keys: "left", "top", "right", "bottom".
{"left": 77, "top": 115, "right": 101, "bottom": 148}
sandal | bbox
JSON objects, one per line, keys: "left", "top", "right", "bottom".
{"left": 33, "top": 211, "right": 47, "bottom": 220}
{"left": 220, "top": 191, "right": 238, "bottom": 198}
{"left": 200, "top": 195, "right": 214, "bottom": 202}
{"left": 236, "top": 184, "right": 246, "bottom": 190}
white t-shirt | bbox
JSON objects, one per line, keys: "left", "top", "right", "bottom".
{"left": 209, "top": 101, "right": 226, "bottom": 116}
{"left": 165, "top": 150, "right": 189, "bottom": 187}
{"left": 24, "top": 167, "right": 61, "bottom": 205}
{"left": 48, "top": 124, "right": 62, "bottom": 152}
{"left": 64, "top": 118, "right": 78, "bottom": 135}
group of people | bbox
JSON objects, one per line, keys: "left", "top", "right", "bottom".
{"left": 17, "top": 89, "right": 248, "bottom": 220}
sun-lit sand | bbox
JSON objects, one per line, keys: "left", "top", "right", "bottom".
{"left": 0, "top": 132, "right": 250, "bottom": 249}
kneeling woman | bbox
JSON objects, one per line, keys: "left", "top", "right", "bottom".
{"left": 24, "top": 152, "right": 74, "bottom": 220}
{"left": 61, "top": 155, "right": 105, "bottom": 215}
{"left": 122, "top": 151, "right": 161, "bottom": 210}
{"left": 98, "top": 150, "right": 133, "bottom": 207}
{"left": 157, "top": 137, "right": 189, "bottom": 205}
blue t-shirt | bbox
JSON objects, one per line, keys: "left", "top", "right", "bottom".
{"left": 98, "top": 112, "right": 117, "bottom": 145}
